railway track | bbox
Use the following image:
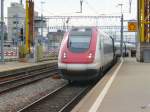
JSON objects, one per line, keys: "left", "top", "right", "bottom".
{"left": 18, "top": 82, "right": 95, "bottom": 112}
{"left": 16, "top": 60, "right": 117, "bottom": 112}
{"left": 15, "top": 60, "right": 117, "bottom": 112}
{"left": 0, "top": 63, "right": 58, "bottom": 94}
{"left": 0, "top": 62, "right": 57, "bottom": 81}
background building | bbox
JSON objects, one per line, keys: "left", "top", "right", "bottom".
{"left": 7, "top": 2, "right": 25, "bottom": 42}
{"left": 0, "top": 22, "right": 7, "bottom": 41}
{"left": 47, "top": 30, "right": 64, "bottom": 47}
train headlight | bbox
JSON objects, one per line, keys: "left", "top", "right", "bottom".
{"left": 88, "top": 53, "right": 93, "bottom": 59}
{"left": 63, "top": 52, "right": 67, "bottom": 59}
{"left": 87, "top": 51, "right": 95, "bottom": 63}
{"left": 88, "top": 52, "right": 95, "bottom": 59}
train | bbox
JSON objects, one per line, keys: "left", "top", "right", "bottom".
{"left": 115, "top": 42, "right": 127, "bottom": 57}
{"left": 115, "top": 42, "right": 136, "bottom": 57}
{"left": 58, "top": 27, "right": 116, "bottom": 82}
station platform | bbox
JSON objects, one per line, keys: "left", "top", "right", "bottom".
{"left": 72, "top": 58, "right": 150, "bottom": 112}
{"left": 0, "top": 60, "right": 57, "bottom": 73}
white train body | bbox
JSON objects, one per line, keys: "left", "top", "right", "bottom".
{"left": 58, "top": 27, "right": 115, "bottom": 81}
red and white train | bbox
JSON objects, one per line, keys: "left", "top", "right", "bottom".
{"left": 58, "top": 27, "right": 115, "bottom": 81}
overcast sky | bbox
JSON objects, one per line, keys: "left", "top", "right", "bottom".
{"left": 3, "top": 0, "right": 137, "bottom": 20}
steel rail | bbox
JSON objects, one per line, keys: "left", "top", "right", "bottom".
{"left": 0, "top": 66, "right": 58, "bottom": 94}
{"left": 18, "top": 83, "right": 95, "bottom": 112}
{"left": 58, "top": 85, "right": 92, "bottom": 112}
{"left": 17, "top": 84, "right": 68, "bottom": 112}
{"left": 0, "top": 65, "right": 57, "bottom": 86}
{"left": 0, "top": 62, "right": 57, "bottom": 78}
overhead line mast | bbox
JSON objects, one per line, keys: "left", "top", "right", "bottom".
{"left": 26, "top": 0, "right": 34, "bottom": 54}
{"left": 137, "top": 0, "right": 150, "bottom": 62}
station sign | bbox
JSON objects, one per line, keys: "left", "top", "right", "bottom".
{"left": 128, "top": 21, "right": 137, "bottom": 32}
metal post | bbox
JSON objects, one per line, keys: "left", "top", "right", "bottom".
{"left": 16, "top": 17, "right": 18, "bottom": 59}
{"left": 41, "top": 1, "right": 45, "bottom": 39}
{"left": 33, "top": 36, "right": 37, "bottom": 62}
{"left": 129, "top": 0, "right": 132, "bottom": 13}
{"left": 41, "top": 15, "right": 43, "bottom": 38}
{"left": 141, "top": 0, "right": 145, "bottom": 42}
{"left": 1, "top": 0, "right": 4, "bottom": 63}
{"left": 26, "top": 0, "right": 29, "bottom": 53}
{"left": 20, "top": 0, "right": 22, "bottom": 5}
{"left": 80, "top": 0, "right": 83, "bottom": 13}
{"left": 118, "top": 3, "right": 124, "bottom": 57}
{"left": 121, "top": 14, "right": 124, "bottom": 57}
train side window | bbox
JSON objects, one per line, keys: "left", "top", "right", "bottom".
{"left": 99, "top": 41, "right": 101, "bottom": 49}
{"left": 100, "top": 34, "right": 104, "bottom": 49}
{"left": 99, "top": 35, "right": 101, "bottom": 49}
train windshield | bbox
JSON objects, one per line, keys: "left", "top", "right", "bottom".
{"left": 68, "top": 35, "right": 91, "bottom": 52}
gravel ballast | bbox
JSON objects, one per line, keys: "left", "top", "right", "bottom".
{"left": 0, "top": 77, "right": 67, "bottom": 112}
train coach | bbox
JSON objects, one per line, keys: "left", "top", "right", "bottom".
{"left": 58, "top": 27, "right": 115, "bottom": 82}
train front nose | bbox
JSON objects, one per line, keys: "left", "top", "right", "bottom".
{"left": 59, "top": 68, "right": 99, "bottom": 81}
{"left": 58, "top": 27, "right": 99, "bottom": 81}
{"left": 61, "top": 50, "right": 95, "bottom": 64}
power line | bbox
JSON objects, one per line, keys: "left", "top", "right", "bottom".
{"left": 84, "top": 0, "right": 99, "bottom": 15}
{"left": 34, "top": 1, "right": 57, "bottom": 16}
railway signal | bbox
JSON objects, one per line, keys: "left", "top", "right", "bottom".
{"left": 20, "top": 28, "right": 24, "bottom": 42}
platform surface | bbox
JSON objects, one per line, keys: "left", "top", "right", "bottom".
{"left": 0, "top": 60, "right": 56, "bottom": 72}
{"left": 72, "top": 58, "right": 150, "bottom": 112}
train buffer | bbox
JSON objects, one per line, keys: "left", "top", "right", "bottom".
{"left": 72, "top": 58, "right": 150, "bottom": 112}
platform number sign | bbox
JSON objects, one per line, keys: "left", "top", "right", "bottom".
{"left": 128, "top": 22, "right": 137, "bottom": 32}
